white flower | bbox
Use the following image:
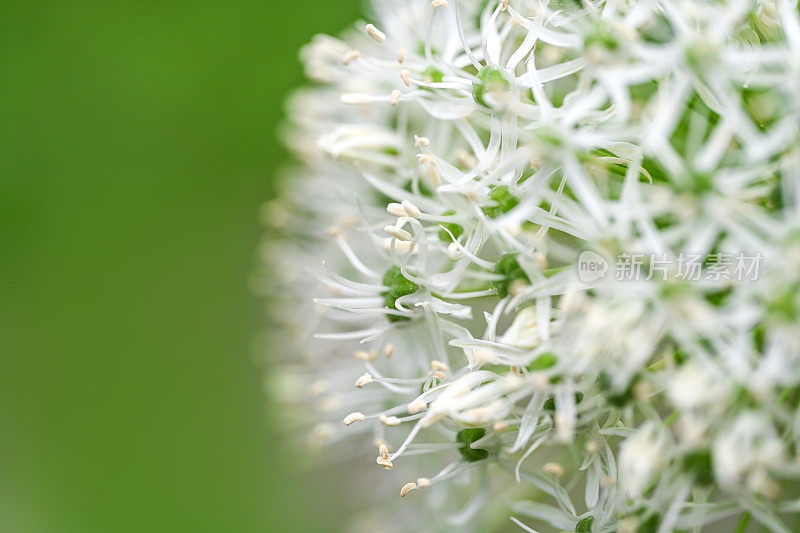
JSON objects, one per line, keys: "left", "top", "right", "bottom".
{"left": 619, "top": 423, "right": 669, "bottom": 499}
{"left": 499, "top": 306, "right": 542, "bottom": 349}
{"left": 713, "top": 412, "right": 785, "bottom": 497}
{"left": 261, "top": 0, "right": 800, "bottom": 530}
{"left": 667, "top": 362, "right": 732, "bottom": 413}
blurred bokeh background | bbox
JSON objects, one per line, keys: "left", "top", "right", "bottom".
{"left": 0, "top": 1, "right": 362, "bottom": 531}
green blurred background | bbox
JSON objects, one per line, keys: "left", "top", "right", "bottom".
{"left": 0, "top": 1, "right": 361, "bottom": 531}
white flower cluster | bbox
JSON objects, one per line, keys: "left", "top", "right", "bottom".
{"left": 258, "top": 0, "right": 800, "bottom": 531}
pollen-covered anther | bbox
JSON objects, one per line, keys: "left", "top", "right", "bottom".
{"left": 355, "top": 373, "right": 373, "bottom": 388}
{"left": 365, "top": 23, "right": 385, "bottom": 43}
{"left": 416, "top": 477, "right": 430, "bottom": 487}
{"left": 430, "top": 360, "right": 449, "bottom": 371}
{"left": 431, "top": 0, "right": 448, "bottom": 7}
{"left": 400, "top": 482, "right": 417, "bottom": 497}
{"left": 384, "top": 225, "right": 413, "bottom": 241}
{"left": 397, "top": 47, "right": 407, "bottom": 63}
{"left": 383, "top": 344, "right": 394, "bottom": 358}
{"left": 376, "top": 456, "right": 393, "bottom": 469}
{"left": 343, "top": 412, "right": 366, "bottom": 426}
{"left": 408, "top": 398, "right": 427, "bottom": 414}
{"left": 326, "top": 226, "right": 341, "bottom": 237}
{"left": 431, "top": 370, "right": 447, "bottom": 381}
{"left": 387, "top": 201, "right": 421, "bottom": 218}
{"left": 380, "top": 414, "right": 402, "bottom": 426}
{"left": 341, "top": 50, "right": 360, "bottom": 65}
{"left": 401, "top": 200, "right": 421, "bottom": 218}
{"left": 373, "top": 438, "right": 394, "bottom": 451}
{"left": 387, "top": 203, "right": 407, "bottom": 217}
{"left": 377, "top": 443, "right": 393, "bottom": 469}
{"left": 353, "top": 349, "right": 377, "bottom": 362}
{"left": 543, "top": 462, "right": 565, "bottom": 476}
{"left": 500, "top": 0, "right": 509, "bottom": 10}
{"left": 493, "top": 421, "right": 509, "bottom": 432}
{"left": 585, "top": 440, "right": 599, "bottom": 454}
{"left": 378, "top": 443, "right": 390, "bottom": 458}
{"left": 413, "top": 135, "right": 430, "bottom": 147}
{"left": 383, "top": 238, "right": 415, "bottom": 252}
{"left": 390, "top": 89, "right": 401, "bottom": 106}
{"left": 400, "top": 69, "right": 411, "bottom": 86}
{"left": 446, "top": 243, "right": 462, "bottom": 261}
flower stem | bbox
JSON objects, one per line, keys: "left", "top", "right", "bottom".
{"left": 733, "top": 511, "right": 751, "bottom": 533}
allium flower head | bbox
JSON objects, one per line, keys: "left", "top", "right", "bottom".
{"left": 258, "top": 0, "right": 800, "bottom": 530}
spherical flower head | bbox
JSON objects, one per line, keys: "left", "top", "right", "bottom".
{"left": 262, "top": 0, "right": 800, "bottom": 531}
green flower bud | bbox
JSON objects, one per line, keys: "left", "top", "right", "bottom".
{"left": 584, "top": 20, "right": 619, "bottom": 51}
{"left": 575, "top": 516, "right": 594, "bottom": 532}
{"left": 472, "top": 66, "right": 512, "bottom": 108}
{"left": 381, "top": 266, "right": 418, "bottom": 322}
{"left": 424, "top": 66, "right": 444, "bottom": 83}
{"left": 528, "top": 352, "right": 558, "bottom": 371}
{"left": 682, "top": 449, "right": 714, "bottom": 486}
{"left": 482, "top": 185, "right": 519, "bottom": 218}
{"left": 438, "top": 209, "right": 464, "bottom": 242}
{"left": 492, "top": 253, "right": 530, "bottom": 298}
{"left": 456, "top": 427, "right": 489, "bottom": 462}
